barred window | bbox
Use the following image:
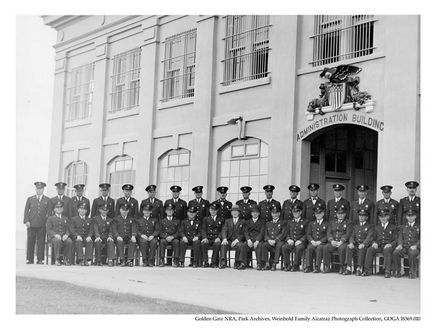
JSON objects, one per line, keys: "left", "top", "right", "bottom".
{"left": 219, "top": 138, "right": 269, "bottom": 203}
{"left": 311, "top": 15, "right": 375, "bottom": 67}
{"left": 66, "top": 64, "right": 94, "bottom": 122}
{"left": 158, "top": 149, "right": 192, "bottom": 201}
{"left": 222, "top": 15, "right": 270, "bottom": 86}
{"left": 161, "top": 29, "right": 197, "bottom": 102}
{"left": 65, "top": 161, "right": 88, "bottom": 197}
{"left": 109, "top": 48, "right": 141, "bottom": 113}
{"left": 107, "top": 155, "right": 136, "bottom": 198}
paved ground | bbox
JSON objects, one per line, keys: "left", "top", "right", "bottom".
{"left": 16, "top": 250, "right": 419, "bottom": 314}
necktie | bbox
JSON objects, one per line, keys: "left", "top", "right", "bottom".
{"left": 191, "top": 221, "right": 193, "bottom": 226}
{"left": 38, "top": 196, "right": 41, "bottom": 202}
{"left": 151, "top": 199, "right": 154, "bottom": 204}
{"left": 102, "top": 216, "right": 106, "bottom": 221}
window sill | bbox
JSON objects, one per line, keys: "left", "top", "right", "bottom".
{"left": 218, "top": 76, "right": 271, "bottom": 94}
{"left": 106, "top": 108, "right": 140, "bottom": 120}
{"left": 64, "top": 118, "right": 92, "bottom": 129}
{"left": 157, "top": 97, "right": 195, "bottom": 110}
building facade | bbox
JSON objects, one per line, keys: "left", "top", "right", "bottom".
{"left": 43, "top": 15, "right": 420, "bottom": 204}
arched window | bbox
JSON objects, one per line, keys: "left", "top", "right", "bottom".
{"left": 218, "top": 138, "right": 268, "bottom": 203}
{"left": 64, "top": 161, "right": 88, "bottom": 197}
{"left": 158, "top": 148, "right": 192, "bottom": 201}
{"left": 107, "top": 155, "right": 136, "bottom": 199}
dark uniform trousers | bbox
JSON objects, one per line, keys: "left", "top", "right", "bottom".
{"left": 345, "top": 223, "right": 374, "bottom": 270}
{"left": 364, "top": 224, "right": 397, "bottom": 272}
{"left": 201, "top": 216, "right": 225, "bottom": 265}
{"left": 159, "top": 218, "right": 181, "bottom": 261}
{"left": 221, "top": 219, "right": 245, "bottom": 265}
{"left": 115, "top": 237, "right": 136, "bottom": 261}
{"left": 282, "top": 219, "right": 307, "bottom": 268}
{"left": 392, "top": 223, "right": 420, "bottom": 274}
{"left": 242, "top": 218, "right": 265, "bottom": 265}
{"left": 112, "top": 216, "right": 136, "bottom": 261}
{"left": 263, "top": 241, "right": 284, "bottom": 264}
{"left": 134, "top": 217, "right": 160, "bottom": 264}
{"left": 179, "top": 219, "right": 201, "bottom": 265}
{"left": 46, "top": 215, "right": 73, "bottom": 262}
{"left": 93, "top": 216, "right": 115, "bottom": 262}
{"left": 69, "top": 216, "right": 94, "bottom": 262}
{"left": 323, "top": 219, "right": 351, "bottom": 268}
{"left": 138, "top": 238, "right": 158, "bottom": 263}
{"left": 262, "top": 219, "right": 286, "bottom": 265}
{"left": 24, "top": 195, "right": 51, "bottom": 262}
{"left": 305, "top": 220, "right": 329, "bottom": 270}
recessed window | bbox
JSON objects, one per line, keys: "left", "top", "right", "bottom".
{"left": 158, "top": 149, "right": 192, "bottom": 200}
{"left": 107, "top": 155, "right": 136, "bottom": 198}
{"left": 65, "top": 161, "right": 88, "bottom": 197}
{"left": 66, "top": 64, "right": 94, "bottom": 122}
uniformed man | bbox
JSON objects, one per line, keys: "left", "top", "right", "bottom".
{"left": 326, "top": 184, "right": 350, "bottom": 221}
{"left": 241, "top": 204, "right": 265, "bottom": 270}
{"left": 281, "top": 185, "right": 303, "bottom": 222}
{"left": 220, "top": 205, "right": 245, "bottom": 269}
{"left": 397, "top": 181, "right": 421, "bottom": 226}
{"left": 69, "top": 184, "right": 91, "bottom": 218}
{"left": 23, "top": 181, "right": 51, "bottom": 264}
{"left": 139, "top": 185, "right": 164, "bottom": 222}
{"left": 115, "top": 184, "right": 139, "bottom": 219}
{"left": 375, "top": 185, "right": 399, "bottom": 226}
{"left": 235, "top": 186, "right": 257, "bottom": 221}
{"left": 349, "top": 185, "right": 376, "bottom": 224}
{"left": 188, "top": 186, "right": 210, "bottom": 223}
{"left": 179, "top": 206, "right": 202, "bottom": 268}
{"left": 93, "top": 204, "right": 116, "bottom": 266}
{"left": 281, "top": 204, "right": 308, "bottom": 272}
{"left": 201, "top": 202, "right": 225, "bottom": 268}
{"left": 343, "top": 208, "right": 374, "bottom": 276}
{"left": 50, "top": 182, "right": 71, "bottom": 218}
{"left": 363, "top": 208, "right": 397, "bottom": 278}
{"left": 262, "top": 206, "right": 286, "bottom": 271}
{"left": 323, "top": 204, "right": 352, "bottom": 274}
{"left": 163, "top": 185, "right": 187, "bottom": 221}
{"left": 215, "top": 186, "right": 232, "bottom": 220}
{"left": 69, "top": 201, "right": 93, "bottom": 266}
{"left": 258, "top": 185, "right": 281, "bottom": 222}
{"left": 46, "top": 201, "right": 73, "bottom": 266}
{"left": 159, "top": 203, "right": 181, "bottom": 267}
{"left": 112, "top": 203, "right": 136, "bottom": 266}
{"left": 302, "top": 183, "right": 327, "bottom": 222}
{"left": 393, "top": 208, "right": 420, "bottom": 279}
{"left": 133, "top": 203, "right": 160, "bottom": 267}
{"left": 304, "top": 203, "right": 329, "bottom": 273}
{"left": 91, "top": 183, "right": 115, "bottom": 219}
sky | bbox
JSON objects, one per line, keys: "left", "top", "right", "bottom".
{"left": 16, "top": 15, "right": 56, "bottom": 248}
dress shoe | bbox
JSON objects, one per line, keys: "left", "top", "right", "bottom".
{"left": 211, "top": 263, "right": 218, "bottom": 268}
{"left": 355, "top": 269, "right": 362, "bottom": 276}
{"left": 238, "top": 263, "right": 246, "bottom": 270}
{"left": 304, "top": 267, "right": 312, "bottom": 273}
{"left": 323, "top": 267, "right": 331, "bottom": 273}
{"left": 80, "top": 261, "right": 85, "bottom": 266}
{"left": 338, "top": 267, "right": 345, "bottom": 274}
{"left": 192, "top": 263, "right": 197, "bottom": 268}
{"left": 36, "top": 260, "right": 43, "bottom": 264}
{"left": 264, "top": 264, "right": 271, "bottom": 271}
{"left": 108, "top": 260, "right": 114, "bottom": 267}
{"left": 97, "top": 261, "right": 102, "bottom": 266}
{"left": 290, "top": 265, "right": 299, "bottom": 272}
{"left": 203, "top": 262, "right": 210, "bottom": 268}
{"left": 159, "top": 259, "right": 165, "bottom": 267}
{"left": 149, "top": 261, "right": 154, "bottom": 267}
{"left": 271, "top": 264, "right": 276, "bottom": 271}
{"left": 361, "top": 271, "right": 370, "bottom": 277}
{"left": 65, "top": 262, "right": 71, "bottom": 266}
{"left": 219, "top": 262, "right": 227, "bottom": 269}
{"left": 409, "top": 272, "right": 416, "bottom": 279}
{"left": 128, "top": 261, "right": 134, "bottom": 267}
{"left": 256, "top": 264, "right": 262, "bottom": 271}
{"left": 313, "top": 268, "right": 320, "bottom": 273}
{"left": 26, "top": 260, "right": 34, "bottom": 264}
{"left": 234, "top": 262, "right": 240, "bottom": 270}
{"left": 142, "top": 261, "right": 148, "bottom": 267}
{"left": 55, "top": 260, "right": 61, "bottom": 266}
{"left": 343, "top": 269, "right": 352, "bottom": 275}
{"left": 179, "top": 262, "right": 185, "bottom": 268}
{"left": 384, "top": 272, "right": 391, "bottom": 278}
{"left": 188, "top": 263, "right": 193, "bottom": 267}
{"left": 395, "top": 272, "right": 402, "bottom": 278}
{"left": 284, "top": 265, "right": 290, "bottom": 272}
{"left": 120, "top": 261, "right": 126, "bottom": 267}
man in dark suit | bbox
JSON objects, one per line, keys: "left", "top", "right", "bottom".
{"left": 91, "top": 183, "right": 115, "bottom": 219}
{"left": 134, "top": 203, "right": 160, "bottom": 267}
{"left": 302, "top": 183, "right": 326, "bottom": 222}
{"left": 215, "top": 186, "right": 232, "bottom": 220}
{"left": 326, "top": 184, "right": 350, "bottom": 221}
{"left": 304, "top": 203, "right": 328, "bottom": 273}
{"left": 220, "top": 205, "right": 245, "bottom": 269}
{"left": 112, "top": 203, "right": 136, "bottom": 266}
{"left": 93, "top": 204, "right": 116, "bottom": 266}
{"left": 262, "top": 206, "right": 286, "bottom": 271}
{"left": 23, "top": 181, "right": 51, "bottom": 264}
{"left": 50, "top": 182, "right": 71, "bottom": 218}
{"left": 139, "top": 184, "right": 164, "bottom": 222}
{"left": 258, "top": 185, "right": 281, "bottom": 222}
{"left": 179, "top": 206, "right": 202, "bottom": 267}
{"left": 281, "top": 185, "right": 303, "bottom": 222}
{"left": 363, "top": 208, "right": 397, "bottom": 277}
{"left": 397, "top": 181, "right": 421, "bottom": 226}
{"left": 159, "top": 203, "right": 181, "bottom": 267}
{"left": 188, "top": 186, "right": 210, "bottom": 223}
{"left": 236, "top": 186, "right": 257, "bottom": 221}
{"left": 201, "top": 202, "right": 225, "bottom": 267}
{"left": 69, "top": 184, "right": 91, "bottom": 218}
{"left": 115, "top": 184, "right": 139, "bottom": 219}
{"left": 349, "top": 185, "right": 376, "bottom": 224}
{"left": 375, "top": 185, "right": 399, "bottom": 226}
{"left": 163, "top": 185, "right": 187, "bottom": 221}
{"left": 69, "top": 201, "right": 93, "bottom": 266}
{"left": 241, "top": 204, "right": 265, "bottom": 270}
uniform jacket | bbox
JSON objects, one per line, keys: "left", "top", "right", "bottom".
{"left": 285, "top": 218, "right": 308, "bottom": 242}
{"left": 93, "top": 215, "right": 113, "bottom": 239}
{"left": 69, "top": 196, "right": 91, "bottom": 218}
{"left": 115, "top": 197, "right": 139, "bottom": 218}
{"left": 349, "top": 198, "right": 376, "bottom": 224}
{"left": 307, "top": 219, "right": 329, "bottom": 243}
{"left": 139, "top": 198, "right": 164, "bottom": 221}
{"left": 302, "top": 197, "right": 327, "bottom": 222}
{"left": 112, "top": 215, "right": 134, "bottom": 239}
{"left": 397, "top": 196, "right": 421, "bottom": 225}
{"left": 326, "top": 197, "right": 350, "bottom": 221}
{"left": 164, "top": 198, "right": 187, "bottom": 221}
{"left": 281, "top": 199, "right": 304, "bottom": 222}
{"left": 222, "top": 218, "right": 245, "bottom": 241}
{"left": 264, "top": 219, "right": 286, "bottom": 242}
{"left": 398, "top": 223, "right": 420, "bottom": 248}
{"left": 188, "top": 198, "right": 210, "bottom": 222}
{"left": 133, "top": 216, "right": 160, "bottom": 237}
{"left": 235, "top": 199, "right": 257, "bottom": 221}
{"left": 375, "top": 198, "right": 399, "bottom": 225}
{"left": 50, "top": 195, "right": 72, "bottom": 218}
{"left": 243, "top": 218, "right": 265, "bottom": 242}
{"left": 23, "top": 194, "right": 51, "bottom": 228}
{"left": 179, "top": 219, "right": 201, "bottom": 240}
{"left": 349, "top": 222, "right": 374, "bottom": 246}
{"left": 216, "top": 199, "right": 233, "bottom": 220}
{"left": 91, "top": 196, "right": 115, "bottom": 219}
{"left": 258, "top": 199, "right": 281, "bottom": 222}
{"left": 69, "top": 215, "right": 93, "bottom": 239}
{"left": 201, "top": 215, "right": 225, "bottom": 240}
{"left": 46, "top": 214, "right": 69, "bottom": 239}
{"left": 327, "top": 219, "right": 352, "bottom": 243}
{"left": 159, "top": 217, "right": 180, "bottom": 238}
{"left": 372, "top": 223, "right": 397, "bottom": 247}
